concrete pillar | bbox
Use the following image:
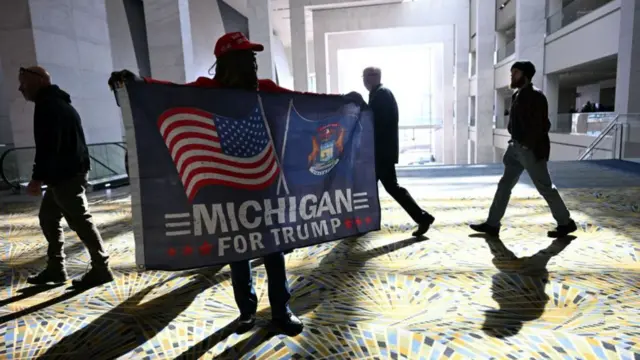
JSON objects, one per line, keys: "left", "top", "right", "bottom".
{"left": 189, "top": 0, "right": 226, "bottom": 79}
{"left": 0, "top": 58, "right": 12, "bottom": 146}
{"left": 106, "top": 0, "right": 140, "bottom": 142}
{"left": 544, "top": 74, "right": 560, "bottom": 130}
{"left": 0, "top": 0, "right": 121, "bottom": 148}
{"left": 515, "top": 0, "right": 546, "bottom": 89}
{"left": 443, "top": 40, "right": 456, "bottom": 164}
{"left": 494, "top": 89, "right": 506, "bottom": 128}
{"left": 143, "top": 0, "right": 225, "bottom": 83}
{"left": 290, "top": 3, "right": 309, "bottom": 91}
{"left": 454, "top": 5, "right": 470, "bottom": 164}
{"left": 106, "top": 0, "right": 139, "bottom": 73}
{"left": 475, "top": 0, "right": 496, "bottom": 164}
{"left": 313, "top": 20, "right": 328, "bottom": 93}
{"left": 327, "top": 36, "right": 340, "bottom": 93}
{"left": 144, "top": 0, "right": 191, "bottom": 83}
{"left": 248, "top": 0, "right": 276, "bottom": 80}
{"left": 615, "top": 0, "right": 640, "bottom": 114}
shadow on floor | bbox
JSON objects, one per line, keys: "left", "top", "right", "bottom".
{"left": 173, "top": 236, "right": 422, "bottom": 358}
{"left": 36, "top": 266, "right": 225, "bottom": 359}
{"left": 173, "top": 271, "right": 321, "bottom": 359}
{"left": 0, "top": 216, "right": 132, "bottom": 275}
{"left": 0, "top": 283, "right": 64, "bottom": 307}
{"left": 471, "top": 234, "right": 576, "bottom": 338}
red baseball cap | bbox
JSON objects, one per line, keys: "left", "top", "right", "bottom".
{"left": 214, "top": 32, "right": 264, "bottom": 58}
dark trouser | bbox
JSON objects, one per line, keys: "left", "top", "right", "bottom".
{"left": 376, "top": 161, "right": 430, "bottom": 223}
{"left": 39, "top": 174, "right": 109, "bottom": 268}
{"left": 486, "top": 142, "right": 571, "bottom": 227}
{"left": 230, "top": 251, "right": 291, "bottom": 319}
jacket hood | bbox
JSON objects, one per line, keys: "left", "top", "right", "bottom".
{"left": 37, "top": 85, "right": 71, "bottom": 104}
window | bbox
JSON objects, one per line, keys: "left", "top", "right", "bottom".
{"left": 336, "top": 44, "right": 444, "bottom": 127}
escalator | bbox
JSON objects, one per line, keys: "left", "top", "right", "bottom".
{"left": 0, "top": 142, "right": 129, "bottom": 192}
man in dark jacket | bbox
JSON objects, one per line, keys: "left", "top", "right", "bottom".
{"left": 108, "top": 32, "right": 304, "bottom": 336}
{"left": 363, "top": 67, "right": 434, "bottom": 237}
{"left": 469, "top": 61, "right": 576, "bottom": 238}
{"left": 18, "top": 66, "right": 113, "bottom": 288}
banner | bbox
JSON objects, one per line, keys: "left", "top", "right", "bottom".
{"left": 119, "top": 82, "right": 380, "bottom": 270}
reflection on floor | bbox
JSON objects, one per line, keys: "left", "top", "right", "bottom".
{"left": 1, "top": 166, "right": 640, "bottom": 359}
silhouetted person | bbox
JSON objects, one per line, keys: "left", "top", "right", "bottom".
{"left": 363, "top": 67, "right": 434, "bottom": 237}
{"left": 19, "top": 66, "right": 113, "bottom": 288}
{"left": 481, "top": 236, "right": 573, "bottom": 338}
{"left": 470, "top": 61, "right": 576, "bottom": 238}
{"left": 108, "top": 32, "right": 303, "bottom": 336}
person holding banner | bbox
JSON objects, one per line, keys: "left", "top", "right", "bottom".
{"left": 362, "top": 67, "right": 435, "bottom": 237}
{"left": 108, "top": 32, "right": 304, "bottom": 336}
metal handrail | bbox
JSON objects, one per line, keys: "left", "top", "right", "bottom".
{"left": 89, "top": 156, "right": 120, "bottom": 177}
{"left": 578, "top": 114, "right": 619, "bottom": 160}
{"left": 0, "top": 141, "right": 127, "bottom": 190}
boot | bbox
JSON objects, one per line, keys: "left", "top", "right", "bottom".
{"left": 71, "top": 265, "right": 114, "bottom": 289}
{"left": 272, "top": 312, "right": 304, "bottom": 336}
{"left": 27, "top": 266, "right": 68, "bottom": 285}
{"left": 547, "top": 219, "right": 577, "bottom": 238}
{"left": 469, "top": 222, "right": 500, "bottom": 237}
{"left": 412, "top": 214, "right": 435, "bottom": 237}
{"left": 235, "top": 313, "right": 256, "bottom": 334}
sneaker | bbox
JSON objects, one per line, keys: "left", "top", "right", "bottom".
{"left": 27, "top": 267, "right": 68, "bottom": 285}
{"left": 272, "top": 312, "right": 304, "bottom": 336}
{"left": 412, "top": 214, "right": 435, "bottom": 237}
{"left": 71, "top": 266, "right": 114, "bottom": 289}
{"left": 235, "top": 313, "right": 256, "bottom": 334}
{"left": 469, "top": 223, "right": 500, "bottom": 237}
{"left": 547, "top": 219, "right": 577, "bottom": 238}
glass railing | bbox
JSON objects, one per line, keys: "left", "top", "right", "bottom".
{"left": 87, "top": 142, "right": 127, "bottom": 181}
{"left": 551, "top": 112, "right": 616, "bottom": 135}
{"left": 400, "top": 117, "right": 444, "bottom": 127}
{"left": 493, "top": 112, "right": 616, "bottom": 135}
{"left": 494, "top": 115, "right": 509, "bottom": 129}
{"left": 547, "top": 0, "right": 614, "bottom": 35}
{"left": 496, "top": 39, "right": 515, "bottom": 63}
{"left": 398, "top": 125, "right": 443, "bottom": 166}
{"left": 616, "top": 114, "right": 640, "bottom": 161}
{"left": 0, "top": 142, "right": 128, "bottom": 190}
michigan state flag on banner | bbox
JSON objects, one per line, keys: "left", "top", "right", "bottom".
{"left": 278, "top": 102, "right": 361, "bottom": 194}
{"left": 119, "top": 82, "right": 380, "bottom": 270}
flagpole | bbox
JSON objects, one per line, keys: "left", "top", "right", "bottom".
{"left": 257, "top": 95, "right": 290, "bottom": 195}
{"left": 277, "top": 98, "right": 294, "bottom": 195}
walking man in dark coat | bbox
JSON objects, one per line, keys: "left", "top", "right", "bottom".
{"left": 363, "top": 67, "right": 435, "bottom": 236}
{"left": 19, "top": 66, "right": 113, "bottom": 288}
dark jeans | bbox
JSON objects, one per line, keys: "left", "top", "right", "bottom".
{"left": 39, "top": 174, "right": 109, "bottom": 268}
{"left": 376, "top": 161, "right": 430, "bottom": 223}
{"left": 230, "top": 251, "right": 291, "bottom": 319}
{"left": 487, "top": 142, "right": 571, "bottom": 227}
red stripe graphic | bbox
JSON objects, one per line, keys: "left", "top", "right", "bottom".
{"left": 157, "top": 107, "right": 279, "bottom": 200}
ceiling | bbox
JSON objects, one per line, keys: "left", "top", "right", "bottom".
{"left": 270, "top": 0, "right": 405, "bottom": 47}
{"left": 556, "top": 56, "right": 618, "bottom": 88}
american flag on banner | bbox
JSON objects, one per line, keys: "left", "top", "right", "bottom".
{"left": 157, "top": 105, "right": 280, "bottom": 200}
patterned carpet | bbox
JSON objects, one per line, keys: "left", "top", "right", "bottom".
{"left": 1, "top": 184, "right": 639, "bottom": 359}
